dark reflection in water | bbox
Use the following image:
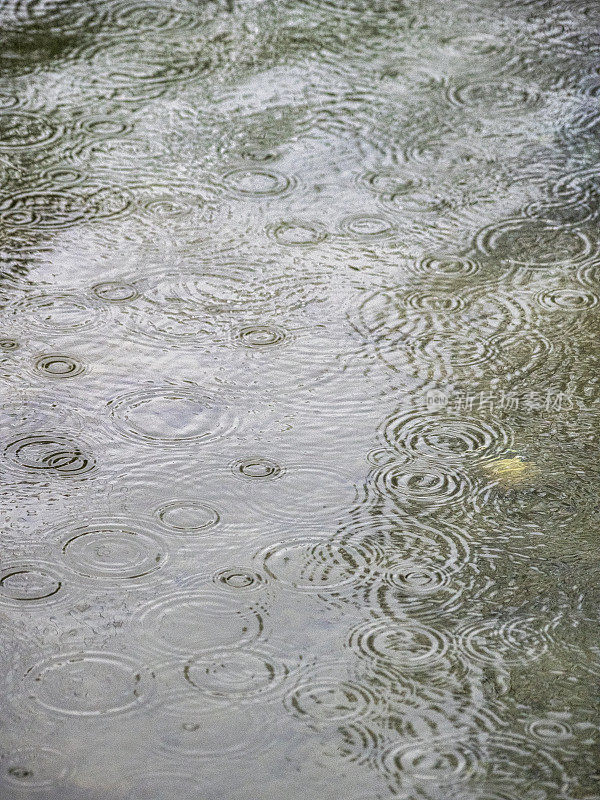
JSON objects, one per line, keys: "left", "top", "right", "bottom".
{"left": 0, "top": 0, "right": 599, "bottom": 798}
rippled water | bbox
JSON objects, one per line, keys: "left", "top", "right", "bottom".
{"left": 0, "top": 0, "right": 599, "bottom": 797}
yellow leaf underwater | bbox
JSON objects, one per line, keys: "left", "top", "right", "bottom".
{"left": 482, "top": 457, "right": 538, "bottom": 486}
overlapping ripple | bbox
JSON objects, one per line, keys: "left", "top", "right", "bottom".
{"left": 134, "top": 591, "right": 264, "bottom": 657}
{"left": 0, "top": 0, "right": 597, "bottom": 797}
{"left": 107, "top": 387, "right": 239, "bottom": 446}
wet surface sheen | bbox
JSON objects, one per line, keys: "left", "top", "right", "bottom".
{"left": 0, "top": 0, "right": 599, "bottom": 798}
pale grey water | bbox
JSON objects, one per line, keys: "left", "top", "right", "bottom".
{"left": 0, "top": 0, "right": 599, "bottom": 798}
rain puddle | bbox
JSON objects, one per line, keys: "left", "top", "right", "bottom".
{"left": 0, "top": 0, "right": 598, "bottom": 798}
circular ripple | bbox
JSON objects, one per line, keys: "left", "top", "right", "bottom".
{"left": 0, "top": 563, "right": 61, "bottom": 603}
{"left": 447, "top": 80, "right": 539, "bottom": 109}
{"left": 140, "top": 194, "right": 196, "bottom": 218}
{"left": 0, "top": 338, "right": 19, "bottom": 350}
{"left": 231, "top": 457, "right": 283, "bottom": 480}
{"left": 214, "top": 568, "right": 265, "bottom": 591}
{"left": 456, "top": 617, "right": 550, "bottom": 666}
{"left": 0, "top": 747, "right": 72, "bottom": 790}
{"left": 486, "top": 733, "right": 566, "bottom": 790}
{"left": 373, "top": 460, "right": 472, "bottom": 510}
{"left": 371, "top": 566, "right": 463, "bottom": 623}
{"left": 139, "top": 267, "right": 320, "bottom": 316}
{"left": 136, "top": 591, "right": 264, "bottom": 656}
{"left": 83, "top": 186, "right": 133, "bottom": 220}
{"left": 2, "top": 0, "right": 96, "bottom": 31}
{"left": 0, "top": 191, "right": 88, "bottom": 228}
{"left": 108, "top": 387, "right": 238, "bottom": 446}
{"left": 79, "top": 116, "right": 132, "bottom": 137}
{"left": 340, "top": 214, "right": 395, "bottom": 238}
{"left": 5, "top": 433, "right": 96, "bottom": 476}
{"left": 383, "top": 738, "right": 481, "bottom": 784}
{"left": 184, "top": 648, "right": 287, "bottom": 700}
{"left": 92, "top": 281, "right": 139, "bottom": 302}
{"left": 411, "top": 254, "right": 481, "bottom": 281}
{"left": 267, "top": 220, "right": 328, "bottom": 246}
{"left": 404, "top": 331, "right": 495, "bottom": 370}
{"left": 107, "top": 0, "right": 200, "bottom": 31}
{"left": 40, "top": 166, "right": 85, "bottom": 187}
{"left": 91, "top": 37, "right": 211, "bottom": 96}
{"left": 475, "top": 219, "right": 594, "bottom": 267}
{"left": 360, "top": 169, "right": 423, "bottom": 196}
{"left": 221, "top": 168, "right": 294, "bottom": 198}
{"left": 525, "top": 199, "right": 596, "bottom": 227}
{"left": 365, "top": 516, "right": 469, "bottom": 579}
{"left": 285, "top": 671, "right": 376, "bottom": 725}
{"left": 443, "top": 32, "right": 506, "bottom": 55}
{"left": 402, "top": 290, "right": 466, "bottom": 314}
{"left": 259, "top": 537, "right": 378, "bottom": 593}
{"left": 349, "top": 620, "right": 450, "bottom": 669}
{"left": 527, "top": 718, "right": 572, "bottom": 742}
{"left": 535, "top": 288, "right": 598, "bottom": 311}
{"left": 61, "top": 519, "right": 167, "bottom": 579}
{"left": 26, "top": 652, "right": 154, "bottom": 717}
{"left": 383, "top": 409, "right": 513, "bottom": 461}
{"left": 234, "top": 324, "right": 287, "bottom": 348}
{"left": 241, "top": 462, "right": 359, "bottom": 523}
{"left": 8, "top": 293, "right": 103, "bottom": 332}
{"left": 156, "top": 500, "right": 219, "bottom": 532}
{"left": 33, "top": 354, "right": 85, "bottom": 378}
{"left": 0, "top": 111, "right": 57, "bottom": 149}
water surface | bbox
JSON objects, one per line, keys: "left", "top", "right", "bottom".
{"left": 0, "top": 0, "right": 599, "bottom": 798}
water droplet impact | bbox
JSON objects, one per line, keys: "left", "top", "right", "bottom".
{"left": 92, "top": 281, "right": 139, "bottom": 302}
{"left": 215, "top": 568, "right": 265, "bottom": 590}
{"left": 108, "top": 387, "right": 238, "bottom": 445}
{"left": 527, "top": 719, "right": 572, "bottom": 742}
{"left": 268, "top": 220, "right": 328, "bottom": 246}
{"left": 535, "top": 288, "right": 598, "bottom": 311}
{"left": 259, "top": 537, "right": 377, "bottom": 592}
{"left": 383, "top": 739, "right": 481, "bottom": 785}
{"left": 0, "top": 191, "right": 86, "bottom": 228}
{"left": 184, "top": 648, "right": 286, "bottom": 699}
{"left": 234, "top": 324, "right": 287, "bottom": 348}
{"left": 476, "top": 219, "right": 593, "bottom": 267}
{"left": 457, "top": 617, "right": 551, "bottom": 666}
{"left": 61, "top": 519, "right": 167, "bottom": 579}
{"left": 136, "top": 591, "right": 264, "bottom": 656}
{"left": 411, "top": 254, "right": 481, "bottom": 281}
{"left": 0, "top": 338, "right": 18, "bottom": 350}
{"left": 373, "top": 460, "right": 472, "bottom": 510}
{"left": 0, "top": 111, "right": 57, "bottom": 149}
{"left": 221, "top": 168, "right": 294, "bottom": 198}
{"left": 5, "top": 433, "right": 96, "bottom": 476}
{"left": 107, "top": 0, "right": 200, "bottom": 31}
{"left": 0, "top": 747, "right": 72, "bottom": 789}
{"left": 155, "top": 694, "right": 267, "bottom": 758}
{"left": 33, "top": 354, "right": 85, "bottom": 378}
{"left": 232, "top": 457, "right": 283, "bottom": 480}
{"left": 447, "top": 80, "right": 539, "bottom": 109}
{"left": 383, "top": 409, "right": 513, "bottom": 461}
{"left": 340, "top": 214, "right": 395, "bottom": 237}
{"left": 8, "top": 293, "right": 103, "bottom": 332}
{"left": 349, "top": 619, "right": 450, "bottom": 669}
{"left": 80, "top": 116, "right": 132, "bottom": 137}
{"left": 156, "top": 500, "right": 219, "bottom": 532}
{"left": 0, "top": 564, "right": 61, "bottom": 602}
{"left": 26, "top": 652, "right": 155, "bottom": 716}
{"left": 286, "top": 675, "right": 376, "bottom": 726}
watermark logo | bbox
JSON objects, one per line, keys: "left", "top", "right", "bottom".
{"left": 423, "top": 388, "right": 583, "bottom": 414}
{"left": 426, "top": 389, "right": 448, "bottom": 409}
